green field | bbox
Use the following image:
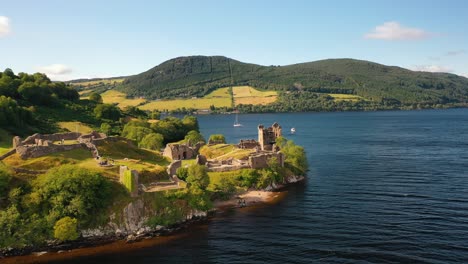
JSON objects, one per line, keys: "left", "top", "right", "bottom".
{"left": 232, "top": 86, "right": 278, "bottom": 106}
{"left": 70, "top": 78, "right": 125, "bottom": 88}
{"left": 139, "top": 86, "right": 278, "bottom": 111}
{"left": 139, "top": 88, "right": 232, "bottom": 111}
{"left": 101, "top": 90, "right": 147, "bottom": 108}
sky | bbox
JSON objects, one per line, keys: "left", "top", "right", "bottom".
{"left": 1, "top": 0, "right": 467, "bottom": 81}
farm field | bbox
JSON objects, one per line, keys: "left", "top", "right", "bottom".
{"left": 139, "top": 88, "right": 232, "bottom": 111}
{"left": 70, "top": 78, "right": 125, "bottom": 88}
{"left": 232, "top": 86, "right": 277, "bottom": 106}
{"left": 101, "top": 90, "right": 147, "bottom": 108}
{"left": 80, "top": 86, "right": 279, "bottom": 111}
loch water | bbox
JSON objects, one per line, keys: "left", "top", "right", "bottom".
{"left": 56, "top": 109, "right": 468, "bottom": 263}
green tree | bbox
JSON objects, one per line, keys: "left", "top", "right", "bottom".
{"left": 139, "top": 133, "right": 164, "bottom": 150}
{"left": 150, "top": 110, "right": 161, "bottom": 120}
{"left": 54, "top": 217, "right": 79, "bottom": 241}
{"left": 182, "top": 115, "right": 199, "bottom": 131}
{"left": 0, "top": 168, "right": 11, "bottom": 199}
{"left": 186, "top": 164, "right": 209, "bottom": 190}
{"left": 184, "top": 130, "right": 205, "bottom": 145}
{"left": 276, "top": 137, "right": 308, "bottom": 175}
{"left": 122, "top": 125, "right": 153, "bottom": 143}
{"left": 100, "top": 122, "right": 112, "bottom": 135}
{"left": 94, "top": 103, "right": 121, "bottom": 121}
{"left": 89, "top": 92, "right": 103, "bottom": 103}
{"left": 175, "top": 167, "right": 188, "bottom": 180}
{"left": 31, "top": 165, "right": 111, "bottom": 225}
{"left": 18, "top": 82, "right": 53, "bottom": 105}
{"left": 208, "top": 134, "right": 226, "bottom": 144}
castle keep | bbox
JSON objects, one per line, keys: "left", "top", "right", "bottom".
{"left": 258, "top": 122, "right": 282, "bottom": 151}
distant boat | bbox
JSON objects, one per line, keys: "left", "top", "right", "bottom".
{"left": 233, "top": 113, "right": 242, "bottom": 127}
{"left": 291, "top": 127, "right": 296, "bottom": 134}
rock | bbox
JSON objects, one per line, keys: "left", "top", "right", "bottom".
{"left": 33, "top": 251, "right": 48, "bottom": 256}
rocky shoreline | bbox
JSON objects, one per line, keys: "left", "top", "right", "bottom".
{"left": 0, "top": 175, "right": 304, "bottom": 261}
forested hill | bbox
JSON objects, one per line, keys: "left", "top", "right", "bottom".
{"left": 115, "top": 55, "right": 468, "bottom": 105}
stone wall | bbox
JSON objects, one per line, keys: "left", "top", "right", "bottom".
{"left": 258, "top": 122, "right": 282, "bottom": 151}
{"left": 20, "top": 132, "right": 82, "bottom": 145}
{"left": 120, "top": 166, "right": 139, "bottom": 197}
{"left": 166, "top": 160, "right": 182, "bottom": 177}
{"left": 238, "top": 139, "right": 259, "bottom": 149}
{"left": 163, "top": 144, "right": 197, "bottom": 160}
{"left": 0, "top": 148, "right": 16, "bottom": 160}
{"left": 16, "top": 143, "right": 86, "bottom": 159}
{"left": 248, "top": 151, "right": 284, "bottom": 169}
{"left": 13, "top": 131, "right": 110, "bottom": 160}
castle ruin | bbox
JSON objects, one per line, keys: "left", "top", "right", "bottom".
{"left": 258, "top": 122, "right": 282, "bottom": 151}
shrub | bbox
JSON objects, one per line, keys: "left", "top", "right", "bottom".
{"left": 208, "top": 134, "right": 226, "bottom": 144}
{"left": 186, "top": 165, "right": 209, "bottom": 190}
{"left": 54, "top": 217, "right": 79, "bottom": 241}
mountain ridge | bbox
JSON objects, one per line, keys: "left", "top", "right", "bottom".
{"left": 71, "top": 55, "right": 468, "bottom": 107}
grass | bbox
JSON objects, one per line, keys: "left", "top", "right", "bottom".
{"left": 199, "top": 144, "right": 236, "bottom": 159}
{"left": 58, "top": 121, "right": 94, "bottom": 134}
{"left": 0, "top": 129, "right": 12, "bottom": 155}
{"left": 181, "top": 159, "right": 197, "bottom": 167}
{"left": 139, "top": 88, "right": 232, "bottom": 111}
{"left": 232, "top": 86, "right": 278, "bottom": 106}
{"left": 3, "top": 149, "right": 93, "bottom": 171}
{"left": 100, "top": 90, "right": 147, "bottom": 108}
{"left": 2, "top": 138, "right": 170, "bottom": 180}
{"left": 97, "top": 139, "right": 165, "bottom": 163}
{"left": 199, "top": 144, "right": 254, "bottom": 160}
{"left": 215, "top": 148, "right": 254, "bottom": 161}
{"left": 327, "top": 93, "right": 365, "bottom": 102}
{"left": 70, "top": 78, "right": 125, "bottom": 87}
{"left": 207, "top": 170, "right": 248, "bottom": 191}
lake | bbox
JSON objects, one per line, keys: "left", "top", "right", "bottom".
{"left": 52, "top": 109, "right": 468, "bottom": 263}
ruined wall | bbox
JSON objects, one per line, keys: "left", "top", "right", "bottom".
{"left": 21, "top": 132, "right": 82, "bottom": 145}
{"left": 16, "top": 143, "right": 86, "bottom": 159}
{"left": 195, "top": 154, "right": 207, "bottom": 165}
{"left": 248, "top": 151, "right": 284, "bottom": 169}
{"left": 238, "top": 139, "right": 259, "bottom": 149}
{"left": 120, "top": 166, "right": 139, "bottom": 197}
{"left": 163, "top": 144, "right": 197, "bottom": 160}
{"left": 13, "top": 131, "right": 111, "bottom": 160}
{"left": 258, "top": 123, "right": 282, "bottom": 151}
{"left": 166, "top": 160, "right": 182, "bottom": 177}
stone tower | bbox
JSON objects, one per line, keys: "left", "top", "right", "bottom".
{"left": 258, "top": 122, "right": 282, "bottom": 151}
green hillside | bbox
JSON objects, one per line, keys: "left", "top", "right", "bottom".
{"left": 114, "top": 56, "right": 468, "bottom": 107}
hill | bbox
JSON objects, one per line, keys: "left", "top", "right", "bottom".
{"left": 113, "top": 56, "right": 468, "bottom": 107}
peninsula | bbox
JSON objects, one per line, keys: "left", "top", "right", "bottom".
{"left": 0, "top": 79, "right": 307, "bottom": 258}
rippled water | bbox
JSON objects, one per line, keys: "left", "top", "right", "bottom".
{"left": 54, "top": 109, "right": 468, "bottom": 263}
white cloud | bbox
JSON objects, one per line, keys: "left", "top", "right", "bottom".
{"left": 36, "top": 64, "right": 73, "bottom": 81}
{"left": 37, "top": 64, "right": 73, "bottom": 75}
{"left": 411, "top": 65, "right": 452, "bottom": 73}
{"left": 365, "top": 21, "right": 430, "bottom": 40}
{"left": 0, "top": 16, "right": 11, "bottom": 37}
{"left": 445, "top": 50, "right": 465, "bottom": 56}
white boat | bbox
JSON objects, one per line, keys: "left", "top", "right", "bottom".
{"left": 291, "top": 127, "right": 296, "bottom": 133}
{"left": 233, "top": 113, "right": 242, "bottom": 127}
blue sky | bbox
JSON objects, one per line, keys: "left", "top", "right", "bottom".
{"left": 1, "top": 0, "right": 467, "bottom": 80}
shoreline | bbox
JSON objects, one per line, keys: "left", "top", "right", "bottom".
{"left": 0, "top": 178, "right": 302, "bottom": 263}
